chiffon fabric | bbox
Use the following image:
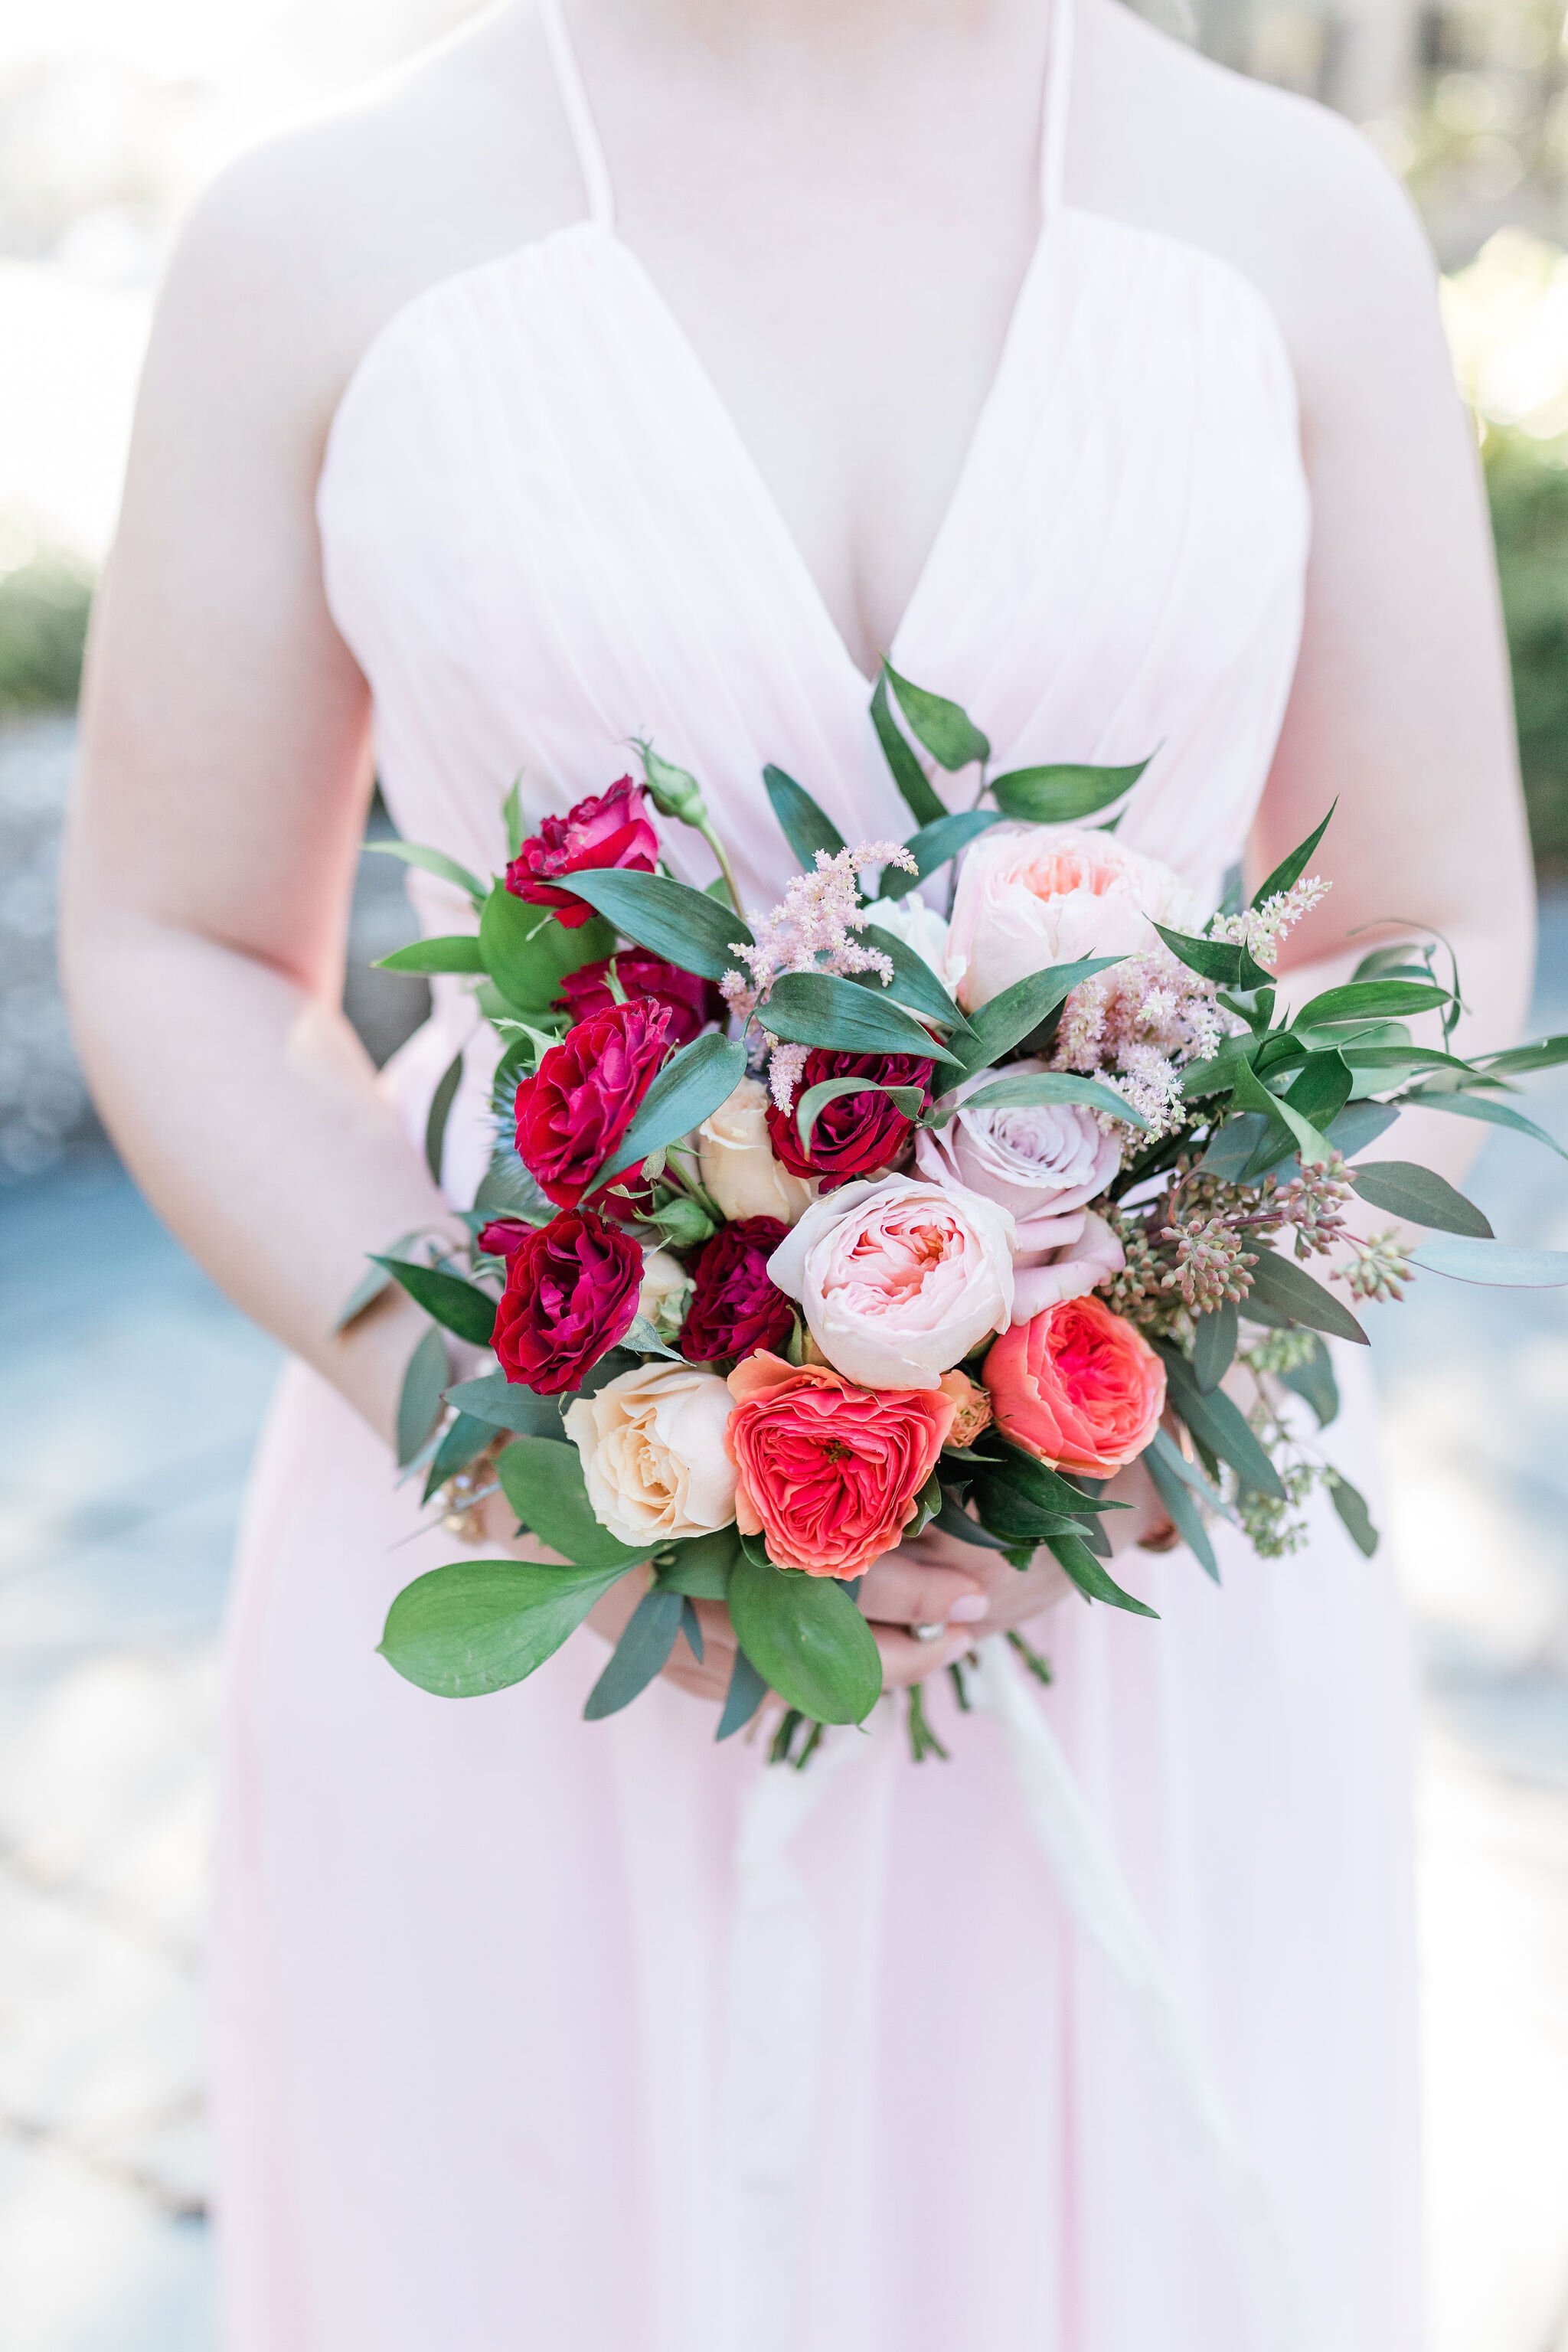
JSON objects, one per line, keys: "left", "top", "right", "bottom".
{"left": 213, "top": 2, "right": 1423, "bottom": 2342}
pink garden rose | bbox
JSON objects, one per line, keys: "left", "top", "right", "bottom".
{"left": 1010, "top": 1209, "right": 1125, "bottom": 1323}
{"left": 983, "top": 1292, "right": 1165, "bottom": 1478}
{"left": 724, "top": 1351, "right": 960, "bottom": 1578}
{"left": 914, "top": 1060, "right": 1121, "bottom": 1223}
{"left": 947, "top": 825, "right": 1200, "bottom": 1012}
{"left": 766, "top": 1176, "right": 1014, "bottom": 1390}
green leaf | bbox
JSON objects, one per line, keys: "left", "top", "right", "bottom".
{"left": 1477, "top": 1034, "right": 1568, "bottom": 1078}
{"left": 583, "top": 1585, "right": 682, "bottom": 1719}
{"left": 1276, "top": 1334, "right": 1339, "bottom": 1429}
{"left": 1399, "top": 1089, "right": 1566, "bottom": 1158}
{"left": 335, "top": 1256, "right": 400, "bottom": 1331}
{"left": 1351, "top": 942, "right": 1426, "bottom": 983}
{"left": 1293, "top": 978, "right": 1451, "bottom": 1027}
{"left": 887, "top": 809, "right": 999, "bottom": 893}
{"left": 930, "top": 1492, "right": 1017, "bottom": 1551}
{"left": 1150, "top": 923, "right": 1272, "bottom": 992}
{"left": 1191, "top": 1298, "right": 1238, "bottom": 1392}
{"left": 1282, "top": 1050, "right": 1353, "bottom": 1134}
{"left": 946, "top": 1069, "right": 1145, "bottom": 1130}
{"left": 374, "top": 1256, "right": 498, "bottom": 1348}
{"left": 854, "top": 923, "right": 972, "bottom": 1034}
{"left": 424, "top": 1047, "right": 463, "bottom": 1186}
{"left": 989, "top": 756, "right": 1150, "bottom": 825}
{"left": 374, "top": 933, "right": 486, "bottom": 975}
{"left": 1325, "top": 1471, "right": 1379, "bottom": 1558}
{"left": 1144, "top": 1431, "right": 1220, "bottom": 1581}
{"left": 1160, "top": 1347, "right": 1286, "bottom": 1499}
{"left": 396, "top": 1324, "right": 449, "bottom": 1467}
{"left": 445, "top": 1371, "right": 567, "bottom": 1439}
{"left": 502, "top": 776, "right": 525, "bottom": 859}
{"left": 956, "top": 956, "right": 1122, "bottom": 1073}
{"left": 763, "top": 764, "right": 846, "bottom": 870}
{"left": 1228, "top": 1057, "right": 1333, "bottom": 1170}
{"left": 495, "top": 1435, "right": 648, "bottom": 1570}
{"left": 421, "top": 1410, "right": 495, "bottom": 1504}
{"left": 716, "top": 1645, "right": 770, "bottom": 1740}
{"left": 1247, "top": 1249, "right": 1369, "bottom": 1345}
{"left": 1046, "top": 1531, "right": 1159, "bottom": 1618}
{"left": 1348, "top": 1160, "right": 1494, "bottom": 1238}
{"left": 532, "top": 867, "right": 753, "bottom": 984}
{"left": 1250, "top": 802, "right": 1335, "bottom": 910}
{"left": 586, "top": 1033, "right": 746, "bottom": 1192}
{"left": 870, "top": 671, "right": 946, "bottom": 825}
{"left": 795, "top": 1077, "right": 925, "bottom": 1152}
{"left": 365, "top": 838, "right": 487, "bottom": 906}
{"left": 1410, "top": 1237, "right": 1568, "bottom": 1287}
{"left": 470, "top": 1145, "right": 557, "bottom": 1226}
{"left": 479, "top": 886, "right": 616, "bottom": 1015}
{"left": 379, "top": 1558, "right": 627, "bottom": 1697}
{"left": 1327, "top": 1100, "right": 1400, "bottom": 1159}
{"left": 653, "top": 1527, "right": 740, "bottom": 1599}
{"left": 727, "top": 1550, "right": 883, "bottom": 1725}
{"left": 882, "top": 658, "right": 990, "bottom": 771}
{"left": 763, "top": 972, "right": 962, "bottom": 1067}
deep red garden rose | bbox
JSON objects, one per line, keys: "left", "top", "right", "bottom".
{"left": 678, "top": 1217, "right": 793, "bottom": 1362}
{"left": 724, "top": 1351, "right": 960, "bottom": 1578}
{"left": 983, "top": 1292, "right": 1166, "bottom": 1478}
{"left": 492, "top": 1209, "right": 642, "bottom": 1395}
{"left": 554, "top": 949, "right": 723, "bottom": 1048}
{"left": 504, "top": 777, "right": 658, "bottom": 929}
{"left": 514, "top": 999, "right": 674, "bottom": 1210}
{"left": 766, "top": 1049, "right": 935, "bottom": 1188}
{"left": 476, "top": 1217, "right": 533, "bottom": 1259}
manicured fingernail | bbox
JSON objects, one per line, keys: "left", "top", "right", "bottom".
{"left": 948, "top": 1593, "right": 988, "bottom": 1623}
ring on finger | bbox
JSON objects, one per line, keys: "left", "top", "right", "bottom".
{"left": 910, "top": 1621, "right": 946, "bottom": 1643}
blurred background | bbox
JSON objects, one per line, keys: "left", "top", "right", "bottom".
{"left": 0, "top": 0, "right": 1566, "bottom": 2345}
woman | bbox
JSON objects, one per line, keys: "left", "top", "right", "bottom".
{"left": 62, "top": 0, "right": 1533, "bottom": 2344}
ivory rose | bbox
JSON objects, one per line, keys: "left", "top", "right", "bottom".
{"left": 766, "top": 1175, "right": 1014, "bottom": 1390}
{"left": 915, "top": 1060, "right": 1121, "bottom": 1223}
{"left": 724, "top": 1351, "right": 958, "bottom": 1578}
{"left": 947, "top": 825, "right": 1200, "bottom": 1011}
{"left": 564, "top": 1361, "right": 737, "bottom": 1550}
{"left": 983, "top": 1292, "right": 1165, "bottom": 1478}
{"left": 635, "top": 1248, "right": 694, "bottom": 1344}
{"left": 697, "top": 1077, "right": 815, "bottom": 1224}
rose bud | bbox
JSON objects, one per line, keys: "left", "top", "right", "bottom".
{"left": 636, "top": 1247, "right": 694, "bottom": 1345}
{"left": 983, "top": 1292, "right": 1165, "bottom": 1478}
{"left": 504, "top": 776, "right": 658, "bottom": 929}
{"left": 514, "top": 999, "right": 675, "bottom": 1210}
{"left": 766, "top": 1048, "right": 933, "bottom": 1190}
{"left": 492, "top": 1208, "right": 642, "bottom": 1396}
{"left": 678, "top": 1217, "right": 794, "bottom": 1363}
{"left": 475, "top": 1217, "right": 534, "bottom": 1259}
{"left": 554, "top": 949, "right": 723, "bottom": 1049}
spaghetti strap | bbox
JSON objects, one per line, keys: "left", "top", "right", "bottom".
{"left": 1039, "top": 0, "right": 1074, "bottom": 224}
{"left": 540, "top": 0, "right": 616, "bottom": 234}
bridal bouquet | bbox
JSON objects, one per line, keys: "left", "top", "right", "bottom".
{"left": 351, "top": 667, "right": 1567, "bottom": 1759}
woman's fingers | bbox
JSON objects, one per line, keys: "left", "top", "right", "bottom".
{"left": 874, "top": 1621, "right": 978, "bottom": 1691}
{"left": 857, "top": 1554, "right": 988, "bottom": 1633}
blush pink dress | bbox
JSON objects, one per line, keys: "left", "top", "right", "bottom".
{"left": 213, "top": 2, "right": 1423, "bottom": 2344}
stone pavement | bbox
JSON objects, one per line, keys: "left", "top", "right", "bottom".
{"left": 0, "top": 873, "right": 1564, "bottom": 2348}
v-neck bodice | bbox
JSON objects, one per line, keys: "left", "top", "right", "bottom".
{"left": 316, "top": 4, "right": 1309, "bottom": 951}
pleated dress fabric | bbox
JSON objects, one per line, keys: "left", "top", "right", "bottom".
{"left": 211, "top": 4, "right": 1423, "bottom": 2344}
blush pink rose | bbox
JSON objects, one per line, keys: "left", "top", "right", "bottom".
{"left": 914, "top": 1060, "right": 1121, "bottom": 1223}
{"left": 766, "top": 1175, "right": 1014, "bottom": 1390}
{"left": 724, "top": 1351, "right": 959, "bottom": 1579}
{"left": 1011, "top": 1208, "right": 1125, "bottom": 1323}
{"left": 983, "top": 1292, "right": 1165, "bottom": 1478}
{"left": 947, "top": 824, "right": 1200, "bottom": 1012}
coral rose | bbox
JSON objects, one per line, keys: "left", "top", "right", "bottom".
{"left": 505, "top": 776, "right": 658, "bottom": 929}
{"left": 983, "top": 1292, "right": 1165, "bottom": 1477}
{"left": 492, "top": 1208, "right": 642, "bottom": 1395}
{"left": 564, "top": 1361, "right": 737, "bottom": 1549}
{"left": 766, "top": 1175, "right": 1014, "bottom": 1390}
{"left": 678, "top": 1217, "right": 795, "bottom": 1363}
{"left": 514, "top": 998, "right": 674, "bottom": 1209}
{"left": 724, "top": 1351, "right": 957, "bottom": 1578}
{"left": 947, "top": 824, "right": 1200, "bottom": 1012}
{"left": 697, "top": 1077, "right": 815, "bottom": 1224}
{"left": 766, "top": 1049, "right": 934, "bottom": 1188}
{"left": 555, "top": 949, "right": 723, "bottom": 1048}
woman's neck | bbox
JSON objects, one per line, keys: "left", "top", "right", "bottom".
{"left": 590, "top": 0, "right": 1031, "bottom": 60}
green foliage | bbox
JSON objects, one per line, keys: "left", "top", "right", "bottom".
{"left": 1486, "top": 433, "right": 1568, "bottom": 872}
{"left": 0, "top": 555, "right": 93, "bottom": 710}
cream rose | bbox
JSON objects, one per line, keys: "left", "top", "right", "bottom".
{"left": 860, "top": 893, "right": 967, "bottom": 998}
{"left": 697, "top": 1077, "right": 815, "bottom": 1225}
{"left": 947, "top": 824, "right": 1200, "bottom": 1011}
{"left": 766, "top": 1175, "right": 1014, "bottom": 1390}
{"left": 564, "top": 1362, "right": 737, "bottom": 1550}
{"left": 635, "top": 1248, "right": 693, "bottom": 1345}
{"left": 914, "top": 1060, "right": 1122, "bottom": 1223}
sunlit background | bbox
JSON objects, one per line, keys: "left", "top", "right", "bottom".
{"left": 1, "top": 2, "right": 1566, "bottom": 2347}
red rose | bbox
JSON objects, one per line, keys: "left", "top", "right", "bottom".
{"left": 766, "top": 1050, "right": 934, "bottom": 1189}
{"left": 475, "top": 1217, "right": 533, "bottom": 1259}
{"left": 514, "top": 999, "right": 674, "bottom": 1210}
{"left": 678, "top": 1217, "right": 794, "bottom": 1362}
{"left": 504, "top": 777, "right": 658, "bottom": 929}
{"left": 555, "top": 949, "right": 723, "bottom": 1048}
{"left": 492, "top": 1209, "right": 642, "bottom": 1395}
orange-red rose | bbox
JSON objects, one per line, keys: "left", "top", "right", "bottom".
{"left": 724, "top": 1351, "right": 962, "bottom": 1579}
{"left": 983, "top": 1292, "right": 1165, "bottom": 1478}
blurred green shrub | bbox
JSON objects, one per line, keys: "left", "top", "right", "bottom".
{"left": 0, "top": 555, "right": 93, "bottom": 713}
{"left": 1486, "top": 433, "right": 1568, "bottom": 874}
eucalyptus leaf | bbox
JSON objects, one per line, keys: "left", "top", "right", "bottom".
{"left": 854, "top": 923, "right": 971, "bottom": 1033}
{"left": 424, "top": 1047, "right": 463, "bottom": 1187}
{"left": 1477, "top": 1034, "right": 1568, "bottom": 1078}
{"left": 1160, "top": 1346, "right": 1286, "bottom": 1498}
{"left": 1230, "top": 1056, "right": 1334, "bottom": 1170}
{"left": 763, "top": 764, "right": 846, "bottom": 871}
{"left": 1250, "top": 802, "right": 1335, "bottom": 910}
{"left": 949, "top": 1069, "right": 1145, "bottom": 1129}
{"left": 446, "top": 1371, "right": 568, "bottom": 1439}
{"left": 716, "top": 1645, "right": 771, "bottom": 1740}
{"left": 1247, "top": 1249, "right": 1369, "bottom": 1344}
{"left": 336, "top": 1256, "right": 398, "bottom": 1332}
{"left": 1348, "top": 1161, "right": 1494, "bottom": 1238}
{"left": 554, "top": 867, "right": 755, "bottom": 982}
{"left": 422, "top": 1410, "right": 495, "bottom": 1504}
{"left": 989, "top": 756, "right": 1149, "bottom": 825}
{"left": 379, "top": 1558, "right": 627, "bottom": 1697}
{"left": 375, "top": 933, "right": 486, "bottom": 975}
{"left": 931, "top": 1492, "right": 1018, "bottom": 1551}
{"left": 1191, "top": 1299, "right": 1238, "bottom": 1393}
{"left": 1410, "top": 1237, "right": 1568, "bottom": 1287}
{"left": 1046, "top": 1531, "right": 1158, "bottom": 1618}
{"left": 882, "top": 659, "right": 990, "bottom": 771}
{"left": 495, "top": 1436, "right": 648, "bottom": 1569}
{"left": 365, "top": 838, "right": 487, "bottom": 906}
{"left": 1326, "top": 1471, "right": 1380, "bottom": 1558}
{"left": 764, "top": 971, "right": 962, "bottom": 1066}
{"left": 1144, "top": 1435, "right": 1220, "bottom": 1581}
{"left": 470, "top": 1146, "right": 556, "bottom": 1226}
{"left": 890, "top": 809, "right": 1000, "bottom": 893}
{"left": 956, "top": 956, "right": 1122, "bottom": 1074}
{"left": 727, "top": 1550, "right": 883, "bottom": 1724}
{"left": 479, "top": 886, "right": 616, "bottom": 1015}
{"left": 1275, "top": 1333, "right": 1339, "bottom": 1428}
{"left": 1327, "top": 1100, "right": 1401, "bottom": 1159}
{"left": 587, "top": 1033, "right": 746, "bottom": 1192}
{"left": 374, "top": 1256, "right": 498, "bottom": 1348}
{"left": 1399, "top": 1089, "right": 1565, "bottom": 1158}
{"left": 870, "top": 671, "right": 947, "bottom": 825}
{"left": 396, "top": 1325, "right": 449, "bottom": 1468}
{"left": 1282, "top": 1050, "right": 1353, "bottom": 1134}
{"left": 583, "top": 1585, "right": 682, "bottom": 1719}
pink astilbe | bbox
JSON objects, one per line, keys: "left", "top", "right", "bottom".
{"left": 1050, "top": 945, "right": 1235, "bottom": 1140}
{"left": 720, "top": 842, "right": 917, "bottom": 1027}
{"left": 767, "top": 1042, "right": 809, "bottom": 1115}
{"left": 1208, "top": 874, "right": 1331, "bottom": 969}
